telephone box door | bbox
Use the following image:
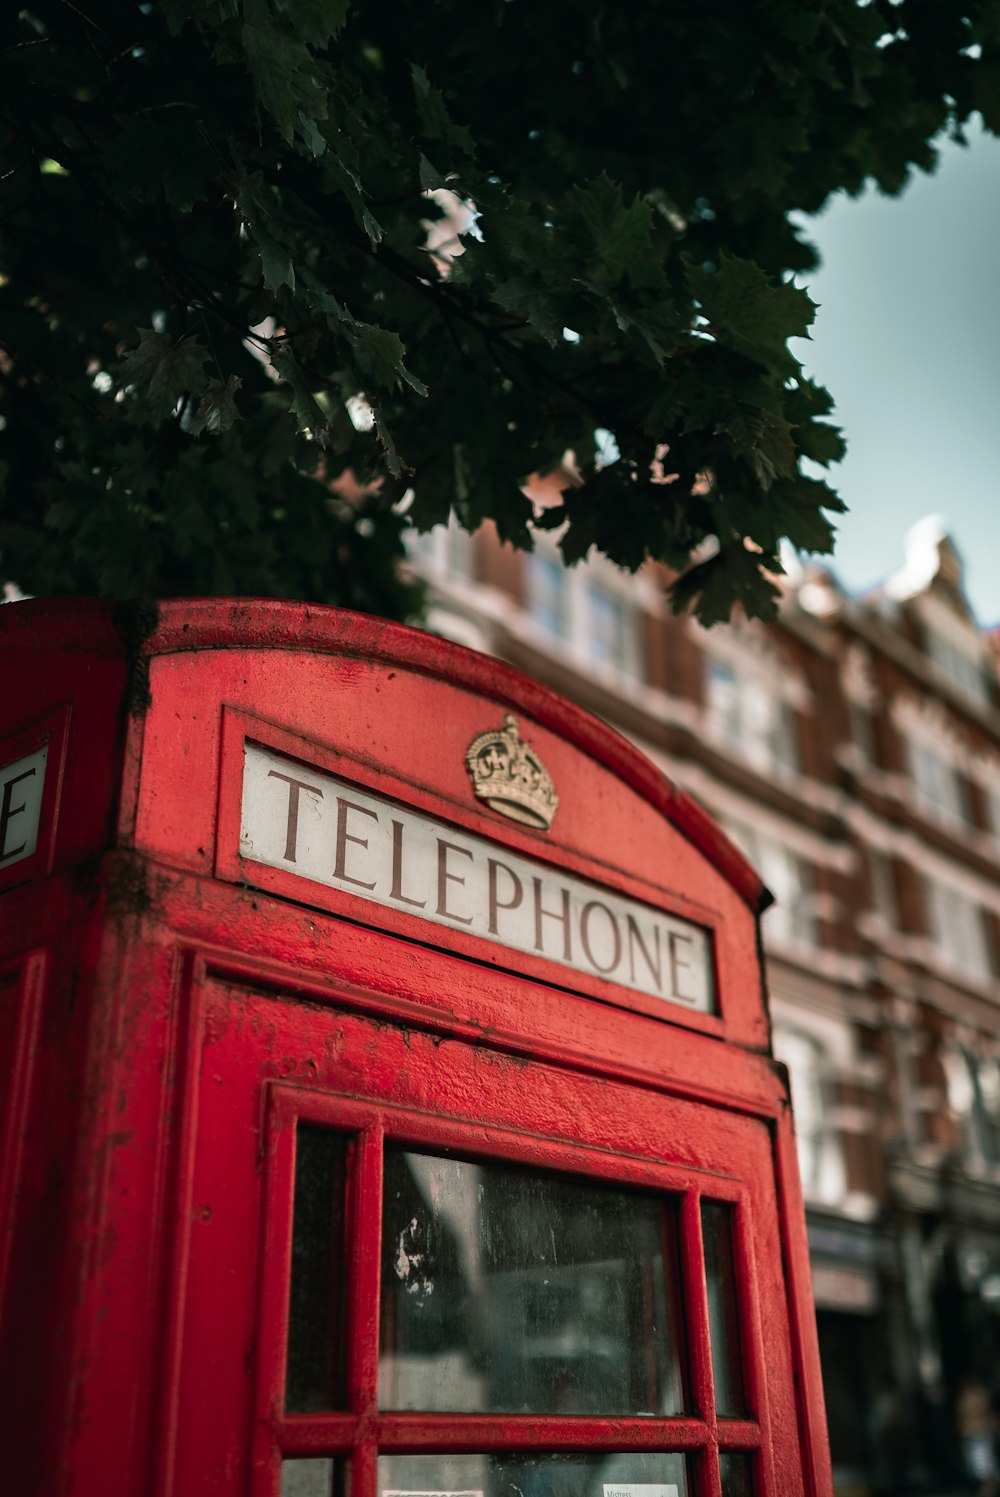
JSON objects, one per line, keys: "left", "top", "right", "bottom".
{"left": 165, "top": 967, "right": 809, "bottom": 1497}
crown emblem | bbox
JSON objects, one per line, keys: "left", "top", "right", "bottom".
{"left": 465, "top": 715, "right": 558, "bottom": 830}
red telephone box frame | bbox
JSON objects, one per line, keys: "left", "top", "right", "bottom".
{"left": 0, "top": 599, "right": 831, "bottom": 1497}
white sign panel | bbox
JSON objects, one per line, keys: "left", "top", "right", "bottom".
{"left": 604, "top": 1487, "right": 680, "bottom": 1497}
{"left": 240, "top": 743, "right": 713, "bottom": 1012}
{"left": 0, "top": 745, "right": 47, "bottom": 868}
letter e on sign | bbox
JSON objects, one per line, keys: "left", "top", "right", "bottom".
{"left": 0, "top": 746, "right": 47, "bottom": 868}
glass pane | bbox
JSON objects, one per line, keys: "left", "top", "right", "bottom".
{"left": 286, "top": 1126, "right": 347, "bottom": 1411}
{"left": 379, "top": 1451, "right": 691, "bottom": 1497}
{"left": 701, "top": 1201, "right": 746, "bottom": 1417}
{"left": 379, "top": 1148, "right": 685, "bottom": 1414}
{"left": 281, "top": 1458, "right": 335, "bottom": 1497}
{"left": 719, "top": 1452, "right": 754, "bottom": 1497}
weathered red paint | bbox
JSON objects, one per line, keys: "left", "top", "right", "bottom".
{"left": 0, "top": 598, "right": 831, "bottom": 1497}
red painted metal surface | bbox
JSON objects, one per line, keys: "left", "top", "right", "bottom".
{"left": 0, "top": 599, "right": 831, "bottom": 1497}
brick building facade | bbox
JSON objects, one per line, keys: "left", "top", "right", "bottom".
{"left": 409, "top": 515, "right": 1000, "bottom": 1495}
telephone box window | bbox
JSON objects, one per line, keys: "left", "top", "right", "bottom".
{"left": 719, "top": 1451, "right": 755, "bottom": 1497}
{"left": 286, "top": 1125, "right": 348, "bottom": 1411}
{"left": 378, "top": 1449, "right": 692, "bottom": 1497}
{"left": 280, "top": 1457, "right": 338, "bottom": 1497}
{"left": 701, "top": 1201, "right": 747, "bottom": 1417}
{"left": 378, "top": 1148, "right": 686, "bottom": 1416}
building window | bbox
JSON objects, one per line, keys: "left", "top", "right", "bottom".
{"left": 586, "top": 580, "right": 630, "bottom": 673}
{"left": 445, "top": 521, "right": 471, "bottom": 578}
{"left": 925, "top": 626, "right": 991, "bottom": 706}
{"left": 723, "top": 819, "right": 814, "bottom": 948}
{"left": 705, "top": 660, "right": 799, "bottom": 775}
{"left": 408, "top": 527, "right": 437, "bottom": 568}
{"left": 945, "top": 1048, "right": 1000, "bottom": 1167}
{"left": 526, "top": 552, "right": 568, "bottom": 641}
{"left": 985, "top": 787, "right": 1000, "bottom": 847}
{"left": 772, "top": 1027, "right": 845, "bottom": 1203}
{"left": 848, "top": 700, "right": 877, "bottom": 765}
{"left": 407, "top": 518, "right": 472, "bottom": 581}
{"left": 925, "top": 878, "right": 992, "bottom": 980}
{"left": 526, "top": 553, "right": 641, "bottom": 679}
{"left": 908, "top": 738, "right": 968, "bottom": 824}
{"left": 969, "top": 1053, "right": 1000, "bottom": 1166}
{"left": 868, "top": 849, "right": 896, "bottom": 926}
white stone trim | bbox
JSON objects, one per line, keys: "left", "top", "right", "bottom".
{"left": 763, "top": 933, "right": 869, "bottom": 987}
{"left": 770, "top": 997, "right": 856, "bottom": 1068}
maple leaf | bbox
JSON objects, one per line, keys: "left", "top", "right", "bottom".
{"left": 191, "top": 376, "right": 243, "bottom": 436}
{"left": 272, "top": 348, "right": 331, "bottom": 445}
{"left": 117, "top": 331, "right": 210, "bottom": 419}
{"left": 688, "top": 253, "right": 816, "bottom": 379}
{"left": 566, "top": 175, "right": 664, "bottom": 295}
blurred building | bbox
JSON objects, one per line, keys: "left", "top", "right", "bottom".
{"left": 408, "top": 514, "right": 1000, "bottom": 1496}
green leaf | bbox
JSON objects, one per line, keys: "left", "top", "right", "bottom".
{"left": 348, "top": 322, "right": 428, "bottom": 396}
{"left": 118, "top": 330, "right": 210, "bottom": 419}
{"left": 971, "top": 55, "right": 1000, "bottom": 133}
{"left": 605, "top": 298, "right": 670, "bottom": 366}
{"left": 670, "top": 543, "right": 783, "bottom": 626}
{"left": 298, "top": 111, "right": 327, "bottom": 158}
{"left": 100, "top": 116, "right": 214, "bottom": 214}
{"left": 716, "top": 405, "right": 797, "bottom": 491}
{"left": 325, "top": 149, "right": 383, "bottom": 248}
{"left": 410, "top": 62, "right": 476, "bottom": 156}
{"left": 796, "top": 419, "right": 846, "bottom": 466}
{"left": 271, "top": 0, "right": 350, "bottom": 48}
{"left": 490, "top": 278, "right": 560, "bottom": 345}
{"left": 191, "top": 375, "right": 243, "bottom": 436}
{"left": 235, "top": 179, "right": 297, "bottom": 292}
{"left": 766, "top": 476, "right": 846, "bottom": 555}
{"left": 419, "top": 154, "right": 448, "bottom": 191}
{"left": 272, "top": 347, "right": 331, "bottom": 443}
{"left": 566, "top": 174, "right": 664, "bottom": 294}
{"left": 371, "top": 404, "right": 406, "bottom": 478}
{"left": 688, "top": 253, "right": 816, "bottom": 378}
{"left": 241, "top": 6, "right": 326, "bottom": 144}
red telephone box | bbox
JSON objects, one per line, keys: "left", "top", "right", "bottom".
{"left": 0, "top": 599, "right": 831, "bottom": 1497}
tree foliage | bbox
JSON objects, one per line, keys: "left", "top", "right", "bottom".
{"left": 2, "top": 0, "right": 997, "bottom": 620}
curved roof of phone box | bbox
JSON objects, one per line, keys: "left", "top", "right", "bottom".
{"left": 0, "top": 594, "right": 770, "bottom": 915}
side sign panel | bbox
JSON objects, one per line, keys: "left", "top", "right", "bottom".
{"left": 0, "top": 747, "right": 47, "bottom": 869}
{"left": 240, "top": 741, "right": 714, "bottom": 1012}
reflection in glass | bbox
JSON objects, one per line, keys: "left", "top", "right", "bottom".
{"left": 719, "top": 1451, "right": 754, "bottom": 1497}
{"left": 281, "top": 1457, "right": 335, "bottom": 1497}
{"left": 379, "top": 1450, "right": 690, "bottom": 1497}
{"left": 379, "top": 1149, "right": 685, "bottom": 1414}
{"left": 701, "top": 1201, "right": 746, "bottom": 1417}
{"left": 286, "top": 1126, "right": 347, "bottom": 1411}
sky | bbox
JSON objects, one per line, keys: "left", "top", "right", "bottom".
{"left": 791, "top": 119, "right": 1000, "bottom": 627}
